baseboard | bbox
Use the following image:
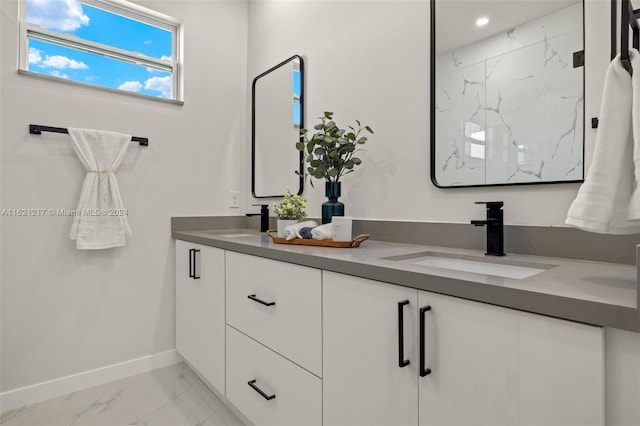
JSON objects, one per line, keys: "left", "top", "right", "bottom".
{"left": 0, "top": 349, "right": 181, "bottom": 413}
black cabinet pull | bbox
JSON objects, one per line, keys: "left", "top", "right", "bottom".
{"left": 193, "top": 249, "right": 200, "bottom": 279}
{"left": 188, "top": 249, "right": 195, "bottom": 278}
{"left": 247, "top": 379, "right": 276, "bottom": 400}
{"left": 247, "top": 294, "right": 276, "bottom": 306}
{"left": 420, "top": 305, "right": 432, "bottom": 377}
{"left": 398, "top": 300, "right": 410, "bottom": 368}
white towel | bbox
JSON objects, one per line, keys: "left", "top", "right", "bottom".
{"left": 68, "top": 128, "right": 132, "bottom": 249}
{"left": 311, "top": 223, "right": 333, "bottom": 240}
{"left": 284, "top": 220, "right": 318, "bottom": 240}
{"left": 566, "top": 50, "right": 640, "bottom": 234}
{"left": 629, "top": 50, "right": 640, "bottom": 219}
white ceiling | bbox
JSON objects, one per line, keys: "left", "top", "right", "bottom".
{"left": 435, "top": 0, "right": 581, "bottom": 55}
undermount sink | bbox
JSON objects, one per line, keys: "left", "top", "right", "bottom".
{"left": 383, "top": 251, "right": 556, "bottom": 279}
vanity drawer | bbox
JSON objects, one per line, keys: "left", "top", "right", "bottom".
{"left": 226, "top": 251, "right": 322, "bottom": 376}
{"left": 226, "top": 326, "right": 321, "bottom": 426}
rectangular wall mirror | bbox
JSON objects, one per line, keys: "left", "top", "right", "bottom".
{"left": 431, "top": 0, "right": 585, "bottom": 187}
{"left": 252, "top": 55, "right": 304, "bottom": 197}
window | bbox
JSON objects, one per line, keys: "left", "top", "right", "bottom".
{"left": 19, "top": 0, "right": 182, "bottom": 102}
{"left": 292, "top": 63, "right": 301, "bottom": 126}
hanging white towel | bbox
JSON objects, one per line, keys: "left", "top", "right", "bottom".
{"left": 628, "top": 50, "right": 640, "bottom": 220}
{"left": 68, "top": 128, "right": 132, "bottom": 249}
{"left": 566, "top": 50, "right": 640, "bottom": 234}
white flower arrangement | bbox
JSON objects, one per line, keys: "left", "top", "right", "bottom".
{"left": 273, "top": 190, "right": 307, "bottom": 220}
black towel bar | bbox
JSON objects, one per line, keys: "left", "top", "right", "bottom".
{"left": 614, "top": 0, "right": 640, "bottom": 75}
{"left": 29, "top": 124, "right": 149, "bottom": 146}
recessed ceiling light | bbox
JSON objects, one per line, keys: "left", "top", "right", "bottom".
{"left": 476, "top": 17, "right": 489, "bottom": 27}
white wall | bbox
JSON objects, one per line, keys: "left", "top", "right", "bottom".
{"left": 0, "top": 0, "right": 248, "bottom": 393}
{"left": 247, "top": 0, "right": 609, "bottom": 226}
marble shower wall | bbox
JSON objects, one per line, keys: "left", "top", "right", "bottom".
{"left": 434, "top": 3, "right": 584, "bottom": 186}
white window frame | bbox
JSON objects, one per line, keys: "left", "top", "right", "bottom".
{"left": 18, "top": 0, "right": 184, "bottom": 103}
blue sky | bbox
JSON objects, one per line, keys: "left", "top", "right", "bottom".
{"left": 27, "top": 0, "right": 173, "bottom": 98}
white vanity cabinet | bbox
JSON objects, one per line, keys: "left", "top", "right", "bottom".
{"left": 323, "top": 271, "right": 605, "bottom": 426}
{"left": 175, "top": 240, "right": 226, "bottom": 394}
{"left": 225, "top": 251, "right": 322, "bottom": 426}
{"left": 174, "top": 240, "right": 606, "bottom": 425}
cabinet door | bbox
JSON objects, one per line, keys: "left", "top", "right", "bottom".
{"left": 175, "top": 240, "right": 198, "bottom": 367}
{"left": 323, "top": 271, "right": 419, "bottom": 426}
{"left": 418, "top": 291, "right": 520, "bottom": 426}
{"left": 197, "top": 245, "right": 226, "bottom": 394}
{"left": 418, "top": 290, "right": 605, "bottom": 426}
{"left": 518, "top": 311, "right": 604, "bottom": 425}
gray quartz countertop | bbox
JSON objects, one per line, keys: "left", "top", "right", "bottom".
{"left": 173, "top": 228, "right": 640, "bottom": 332}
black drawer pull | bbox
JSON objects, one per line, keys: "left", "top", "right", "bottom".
{"left": 248, "top": 294, "right": 276, "bottom": 307}
{"left": 188, "top": 249, "right": 195, "bottom": 278}
{"left": 192, "top": 249, "right": 200, "bottom": 279}
{"left": 248, "top": 379, "right": 276, "bottom": 400}
{"left": 398, "top": 300, "right": 410, "bottom": 368}
{"left": 420, "top": 305, "right": 432, "bottom": 377}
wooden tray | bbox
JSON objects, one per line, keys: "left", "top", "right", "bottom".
{"left": 267, "top": 230, "right": 370, "bottom": 248}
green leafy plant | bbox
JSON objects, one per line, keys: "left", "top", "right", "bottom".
{"left": 296, "top": 111, "right": 374, "bottom": 187}
{"left": 273, "top": 189, "right": 307, "bottom": 220}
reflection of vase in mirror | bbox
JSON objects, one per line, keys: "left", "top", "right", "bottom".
{"left": 252, "top": 55, "right": 305, "bottom": 197}
{"left": 431, "top": 0, "right": 584, "bottom": 187}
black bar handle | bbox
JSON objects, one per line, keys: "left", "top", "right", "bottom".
{"left": 398, "top": 300, "right": 410, "bottom": 368}
{"left": 188, "top": 249, "right": 195, "bottom": 278}
{"left": 420, "top": 305, "right": 432, "bottom": 377}
{"left": 247, "top": 294, "right": 276, "bottom": 307}
{"left": 247, "top": 379, "right": 276, "bottom": 400}
{"left": 193, "top": 249, "right": 200, "bottom": 279}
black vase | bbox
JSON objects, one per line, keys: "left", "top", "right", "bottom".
{"left": 322, "top": 181, "right": 344, "bottom": 224}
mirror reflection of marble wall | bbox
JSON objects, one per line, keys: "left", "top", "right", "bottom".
{"left": 433, "top": 2, "right": 584, "bottom": 187}
{"left": 252, "top": 56, "right": 303, "bottom": 197}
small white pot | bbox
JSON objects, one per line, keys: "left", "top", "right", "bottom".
{"left": 277, "top": 219, "right": 298, "bottom": 238}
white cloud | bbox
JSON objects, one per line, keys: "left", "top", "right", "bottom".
{"left": 41, "top": 55, "right": 88, "bottom": 69}
{"left": 144, "top": 40, "right": 153, "bottom": 45}
{"left": 144, "top": 76, "right": 171, "bottom": 98}
{"left": 161, "top": 55, "right": 171, "bottom": 61}
{"left": 49, "top": 70, "right": 69, "bottom": 79}
{"left": 28, "top": 47, "right": 42, "bottom": 65}
{"left": 28, "top": 0, "right": 90, "bottom": 32}
{"left": 119, "top": 81, "right": 142, "bottom": 93}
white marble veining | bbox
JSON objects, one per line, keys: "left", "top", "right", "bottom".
{"left": 0, "top": 364, "right": 246, "bottom": 426}
{"left": 435, "top": 3, "right": 584, "bottom": 186}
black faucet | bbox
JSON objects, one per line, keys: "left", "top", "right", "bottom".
{"left": 471, "top": 201, "right": 505, "bottom": 256}
{"left": 246, "top": 204, "right": 269, "bottom": 232}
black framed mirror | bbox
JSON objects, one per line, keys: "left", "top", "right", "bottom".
{"left": 252, "top": 55, "right": 304, "bottom": 198}
{"left": 430, "top": 0, "right": 585, "bottom": 187}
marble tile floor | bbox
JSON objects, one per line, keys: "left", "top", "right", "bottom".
{"left": 0, "top": 363, "right": 246, "bottom": 426}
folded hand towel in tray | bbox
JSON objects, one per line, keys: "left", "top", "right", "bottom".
{"left": 299, "top": 227, "right": 314, "bottom": 239}
{"left": 311, "top": 223, "right": 332, "bottom": 240}
{"left": 284, "top": 220, "right": 318, "bottom": 240}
